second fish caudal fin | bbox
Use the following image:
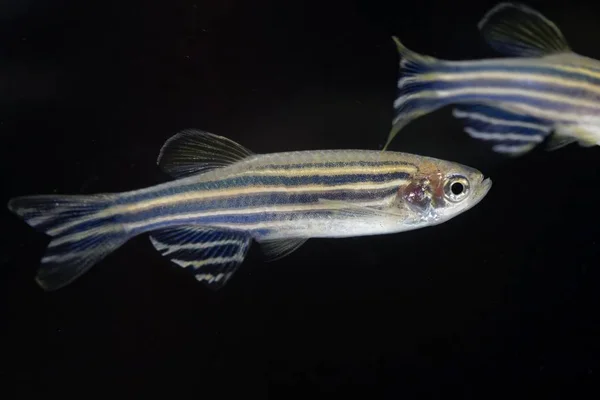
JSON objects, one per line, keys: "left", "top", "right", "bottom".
{"left": 383, "top": 37, "right": 448, "bottom": 151}
{"left": 7, "top": 193, "right": 128, "bottom": 291}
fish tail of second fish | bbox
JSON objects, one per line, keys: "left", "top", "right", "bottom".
{"left": 383, "top": 37, "right": 453, "bottom": 151}
{"left": 7, "top": 192, "right": 129, "bottom": 291}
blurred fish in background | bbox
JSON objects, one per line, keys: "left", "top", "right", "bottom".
{"left": 384, "top": 2, "right": 600, "bottom": 156}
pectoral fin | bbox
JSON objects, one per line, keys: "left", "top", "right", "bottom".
{"left": 553, "top": 125, "right": 600, "bottom": 150}
{"left": 259, "top": 238, "right": 309, "bottom": 262}
{"left": 316, "top": 198, "right": 400, "bottom": 219}
{"left": 546, "top": 135, "right": 577, "bottom": 151}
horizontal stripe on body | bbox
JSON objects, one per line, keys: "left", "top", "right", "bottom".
{"left": 51, "top": 185, "right": 404, "bottom": 238}
{"left": 394, "top": 89, "right": 600, "bottom": 124}
{"left": 425, "top": 60, "right": 600, "bottom": 80}
{"left": 47, "top": 194, "right": 399, "bottom": 253}
{"left": 400, "top": 71, "right": 600, "bottom": 100}
{"left": 116, "top": 161, "right": 417, "bottom": 202}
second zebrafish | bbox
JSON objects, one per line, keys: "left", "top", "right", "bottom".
{"left": 384, "top": 2, "right": 600, "bottom": 156}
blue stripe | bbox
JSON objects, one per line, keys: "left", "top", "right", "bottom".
{"left": 252, "top": 161, "right": 409, "bottom": 170}
{"left": 395, "top": 93, "right": 597, "bottom": 119}
{"left": 456, "top": 104, "right": 551, "bottom": 125}
{"left": 57, "top": 185, "right": 400, "bottom": 239}
{"left": 48, "top": 231, "right": 123, "bottom": 255}
{"left": 166, "top": 245, "right": 242, "bottom": 261}
{"left": 400, "top": 77, "right": 600, "bottom": 103}
{"left": 124, "top": 187, "right": 398, "bottom": 235}
{"left": 118, "top": 171, "right": 411, "bottom": 204}
{"left": 135, "top": 209, "right": 348, "bottom": 234}
{"left": 56, "top": 215, "right": 119, "bottom": 238}
{"left": 433, "top": 61, "right": 600, "bottom": 85}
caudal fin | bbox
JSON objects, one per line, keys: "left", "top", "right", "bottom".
{"left": 7, "top": 193, "right": 128, "bottom": 291}
{"left": 384, "top": 37, "right": 448, "bottom": 151}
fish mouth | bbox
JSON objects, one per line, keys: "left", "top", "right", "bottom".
{"left": 481, "top": 176, "right": 492, "bottom": 192}
{"left": 476, "top": 176, "right": 493, "bottom": 202}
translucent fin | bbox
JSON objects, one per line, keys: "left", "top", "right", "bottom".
{"left": 149, "top": 225, "right": 252, "bottom": 290}
{"left": 7, "top": 193, "right": 127, "bottom": 291}
{"left": 578, "top": 140, "right": 598, "bottom": 148}
{"left": 157, "top": 129, "right": 255, "bottom": 179}
{"left": 259, "top": 238, "right": 309, "bottom": 262}
{"left": 478, "top": 3, "right": 570, "bottom": 57}
{"left": 488, "top": 143, "right": 537, "bottom": 157}
{"left": 452, "top": 104, "right": 553, "bottom": 156}
{"left": 553, "top": 125, "right": 600, "bottom": 150}
{"left": 384, "top": 37, "right": 447, "bottom": 151}
{"left": 546, "top": 135, "right": 577, "bottom": 151}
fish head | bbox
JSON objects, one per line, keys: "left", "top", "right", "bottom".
{"left": 397, "top": 159, "right": 492, "bottom": 225}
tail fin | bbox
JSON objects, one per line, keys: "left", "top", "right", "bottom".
{"left": 7, "top": 193, "right": 128, "bottom": 291}
{"left": 384, "top": 37, "right": 448, "bottom": 150}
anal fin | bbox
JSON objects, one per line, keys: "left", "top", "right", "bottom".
{"left": 452, "top": 104, "right": 553, "bottom": 157}
{"left": 149, "top": 226, "right": 252, "bottom": 290}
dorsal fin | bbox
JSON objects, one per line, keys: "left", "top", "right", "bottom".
{"left": 157, "top": 129, "right": 255, "bottom": 178}
{"left": 478, "top": 3, "right": 570, "bottom": 57}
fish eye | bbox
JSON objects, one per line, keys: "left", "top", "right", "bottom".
{"left": 444, "top": 175, "right": 470, "bottom": 202}
{"left": 451, "top": 181, "right": 464, "bottom": 195}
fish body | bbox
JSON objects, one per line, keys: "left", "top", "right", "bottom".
{"left": 384, "top": 2, "right": 600, "bottom": 156}
{"left": 8, "top": 129, "right": 491, "bottom": 291}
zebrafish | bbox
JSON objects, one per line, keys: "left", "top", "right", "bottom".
{"left": 8, "top": 129, "right": 491, "bottom": 291}
{"left": 383, "top": 2, "right": 600, "bottom": 156}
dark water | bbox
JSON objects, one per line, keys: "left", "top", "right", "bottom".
{"left": 1, "top": 0, "right": 599, "bottom": 396}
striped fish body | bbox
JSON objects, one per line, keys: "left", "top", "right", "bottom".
{"left": 385, "top": 2, "right": 600, "bottom": 156}
{"left": 7, "top": 130, "right": 491, "bottom": 292}
{"left": 100, "top": 150, "right": 422, "bottom": 241}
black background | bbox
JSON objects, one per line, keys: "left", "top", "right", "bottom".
{"left": 2, "top": 0, "right": 600, "bottom": 397}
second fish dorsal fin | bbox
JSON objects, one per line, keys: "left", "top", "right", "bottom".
{"left": 157, "top": 129, "right": 255, "bottom": 178}
{"left": 478, "top": 3, "right": 571, "bottom": 57}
